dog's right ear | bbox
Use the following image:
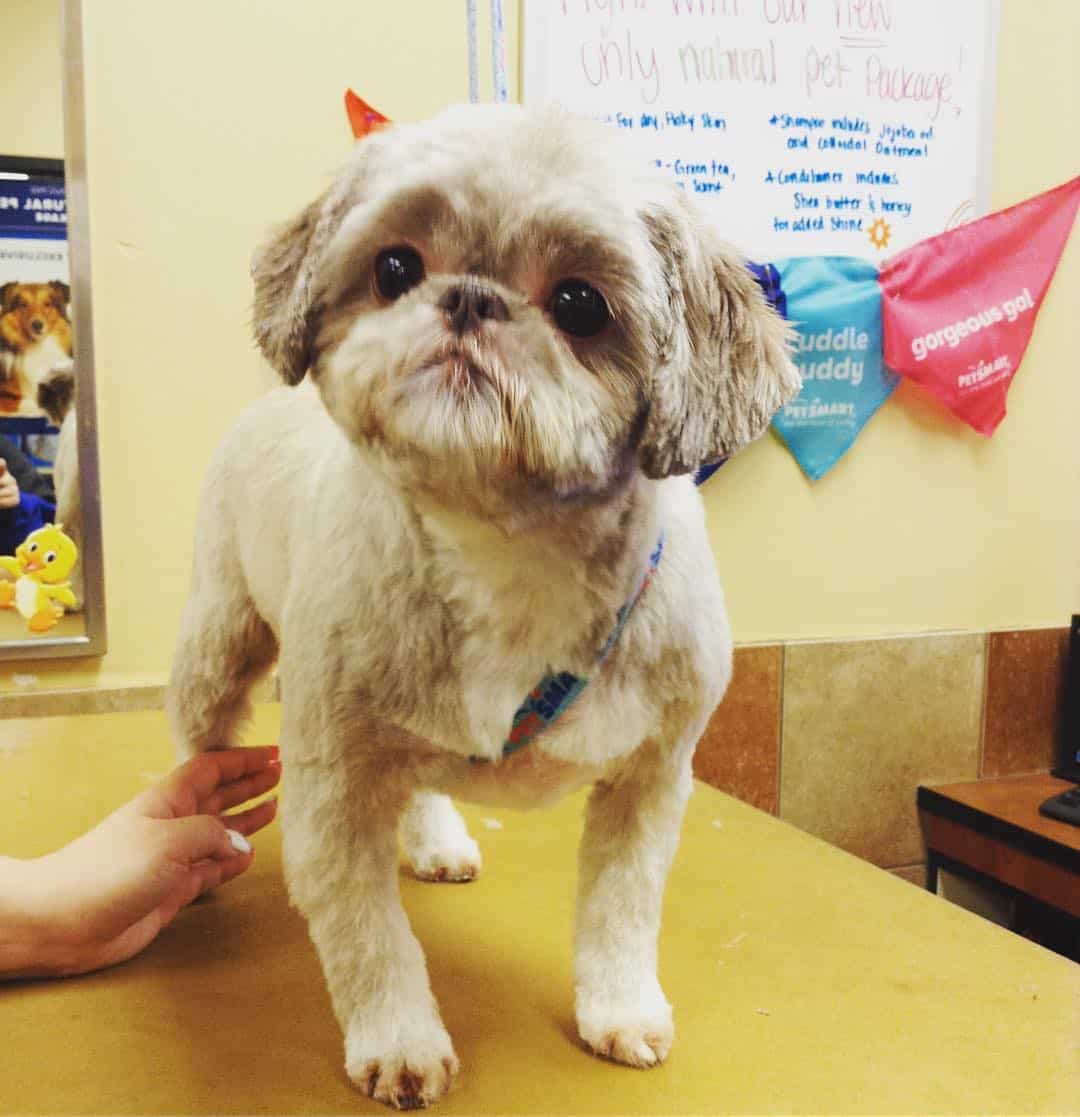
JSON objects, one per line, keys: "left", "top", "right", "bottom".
{"left": 636, "top": 191, "right": 799, "bottom": 478}
{"left": 0, "top": 283, "right": 14, "bottom": 311}
{"left": 251, "top": 175, "right": 359, "bottom": 386}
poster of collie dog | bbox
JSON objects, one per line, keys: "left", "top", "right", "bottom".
{"left": 0, "top": 281, "right": 73, "bottom": 413}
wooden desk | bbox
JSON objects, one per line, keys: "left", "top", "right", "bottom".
{"left": 918, "top": 774, "right": 1080, "bottom": 920}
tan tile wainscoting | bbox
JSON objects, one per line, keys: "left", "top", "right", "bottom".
{"left": 695, "top": 627, "right": 1070, "bottom": 885}
{"left": 0, "top": 627, "right": 1069, "bottom": 886}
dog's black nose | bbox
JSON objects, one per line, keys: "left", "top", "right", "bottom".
{"left": 438, "top": 282, "right": 508, "bottom": 335}
{"left": 30, "top": 318, "right": 45, "bottom": 334}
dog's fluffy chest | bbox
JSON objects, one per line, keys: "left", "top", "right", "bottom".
{"left": 0, "top": 334, "right": 69, "bottom": 385}
{"left": 418, "top": 505, "right": 621, "bottom": 762}
{"left": 223, "top": 387, "right": 706, "bottom": 772}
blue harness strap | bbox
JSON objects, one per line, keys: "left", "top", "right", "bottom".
{"left": 482, "top": 531, "right": 664, "bottom": 760}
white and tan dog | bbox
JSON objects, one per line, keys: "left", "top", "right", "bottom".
{"left": 167, "top": 103, "right": 798, "bottom": 1109}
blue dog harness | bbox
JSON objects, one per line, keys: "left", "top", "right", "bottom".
{"left": 475, "top": 532, "right": 664, "bottom": 761}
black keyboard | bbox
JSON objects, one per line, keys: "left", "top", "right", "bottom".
{"left": 1039, "top": 785, "right": 1080, "bottom": 827}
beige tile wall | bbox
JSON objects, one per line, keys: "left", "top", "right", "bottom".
{"left": 781, "top": 634, "right": 985, "bottom": 868}
{"left": 692, "top": 645, "right": 782, "bottom": 815}
{"left": 696, "top": 628, "right": 1070, "bottom": 882}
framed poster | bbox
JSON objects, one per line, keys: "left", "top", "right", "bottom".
{"left": 0, "top": 155, "right": 71, "bottom": 420}
{"left": 0, "top": 132, "right": 105, "bottom": 656}
{"left": 523, "top": 0, "right": 999, "bottom": 261}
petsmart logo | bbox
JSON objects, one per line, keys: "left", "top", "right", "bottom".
{"left": 910, "top": 288, "right": 1034, "bottom": 361}
{"left": 957, "top": 354, "right": 1011, "bottom": 391}
{"left": 781, "top": 398, "right": 856, "bottom": 422}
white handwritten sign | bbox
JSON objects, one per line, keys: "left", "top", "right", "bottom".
{"left": 523, "top": 0, "right": 998, "bottom": 260}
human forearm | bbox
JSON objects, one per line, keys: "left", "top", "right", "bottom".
{"left": 0, "top": 748, "right": 278, "bottom": 981}
{"left": 0, "top": 854, "right": 74, "bottom": 979}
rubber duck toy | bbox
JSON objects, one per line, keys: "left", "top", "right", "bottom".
{"left": 0, "top": 523, "right": 78, "bottom": 632}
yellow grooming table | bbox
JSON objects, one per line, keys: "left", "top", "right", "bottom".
{"left": 0, "top": 707, "right": 1076, "bottom": 1115}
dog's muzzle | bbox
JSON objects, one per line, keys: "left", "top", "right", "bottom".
{"left": 438, "top": 281, "right": 509, "bottom": 337}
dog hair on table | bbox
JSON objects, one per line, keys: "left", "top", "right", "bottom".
{"left": 168, "top": 103, "right": 798, "bottom": 1110}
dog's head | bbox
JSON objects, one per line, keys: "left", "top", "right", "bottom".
{"left": 0, "top": 282, "right": 71, "bottom": 350}
{"left": 252, "top": 104, "right": 797, "bottom": 507}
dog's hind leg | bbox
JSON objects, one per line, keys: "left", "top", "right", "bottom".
{"left": 167, "top": 560, "right": 278, "bottom": 760}
{"left": 400, "top": 791, "right": 482, "bottom": 883}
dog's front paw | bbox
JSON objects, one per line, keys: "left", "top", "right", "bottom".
{"left": 576, "top": 987, "right": 674, "bottom": 1069}
{"left": 401, "top": 796, "right": 482, "bottom": 883}
{"left": 408, "top": 829, "right": 482, "bottom": 883}
{"left": 346, "top": 1029, "right": 459, "bottom": 1109}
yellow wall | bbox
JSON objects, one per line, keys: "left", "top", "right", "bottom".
{"left": 706, "top": 0, "right": 1080, "bottom": 640}
{"left": 0, "top": 0, "right": 64, "bottom": 158}
{"left": 2, "top": 0, "right": 1077, "bottom": 693}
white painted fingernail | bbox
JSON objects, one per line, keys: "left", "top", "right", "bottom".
{"left": 226, "top": 828, "right": 252, "bottom": 854}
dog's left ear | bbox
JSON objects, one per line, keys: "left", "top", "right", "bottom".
{"left": 637, "top": 192, "right": 800, "bottom": 479}
{"left": 251, "top": 171, "right": 363, "bottom": 386}
{"left": 49, "top": 281, "right": 71, "bottom": 311}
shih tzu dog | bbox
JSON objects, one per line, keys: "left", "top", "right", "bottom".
{"left": 167, "top": 103, "right": 798, "bottom": 1109}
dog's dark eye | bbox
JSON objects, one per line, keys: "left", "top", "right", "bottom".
{"left": 374, "top": 247, "right": 425, "bottom": 301}
{"left": 550, "top": 280, "right": 610, "bottom": 338}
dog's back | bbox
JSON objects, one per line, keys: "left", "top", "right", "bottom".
{"left": 201, "top": 381, "right": 331, "bottom": 625}
{"left": 171, "top": 378, "right": 434, "bottom": 755}
{"left": 169, "top": 381, "right": 335, "bottom": 751}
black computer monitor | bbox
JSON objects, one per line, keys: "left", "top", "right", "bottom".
{"left": 1052, "top": 615, "right": 1080, "bottom": 784}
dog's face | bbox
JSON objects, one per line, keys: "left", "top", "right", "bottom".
{"left": 252, "top": 104, "right": 798, "bottom": 509}
{"left": 0, "top": 282, "right": 71, "bottom": 350}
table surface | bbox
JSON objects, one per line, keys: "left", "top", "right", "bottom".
{"left": 1, "top": 707, "right": 1077, "bottom": 1115}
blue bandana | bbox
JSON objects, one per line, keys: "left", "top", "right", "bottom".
{"left": 771, "top": 256, "right": 898, "bottom": 481}
{"left": 473, "top": 532, "right": 664, "bottom": 762}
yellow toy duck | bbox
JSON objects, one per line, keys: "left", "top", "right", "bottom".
{"left": 0, "top": 524, "right": 79, "bottom": 633}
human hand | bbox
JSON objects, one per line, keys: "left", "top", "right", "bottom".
{"left": 0, "top": 746, "right": 280, "bottom": 978}
{"left": 0, "top": 460, "right": 19, "bottom": 510}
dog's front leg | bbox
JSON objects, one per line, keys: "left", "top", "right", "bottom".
{"left": 280, "top": 722, "right": 458, "bottom": 1108}
{"left": 574, "top": 735, "right": 696, "bottom": 1069}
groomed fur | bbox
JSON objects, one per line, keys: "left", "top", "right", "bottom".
{"left": 168, "top": 103, "right": 798, "bottom": 1109}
